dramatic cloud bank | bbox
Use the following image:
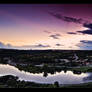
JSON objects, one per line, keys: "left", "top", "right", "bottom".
{"left": 0, "top": 42, "right": 12, "bottom": 48}
{"left": 49, "top": 12, "right": 92, "bottom": 36}
{"left": 44, "top": 30, "right": 51, "bottom": 34}
{"left": 80, "top": 40, "right": 92, "bottom": 45}
{"left": 67, "top": 32, "right": 77, "bottom": 35}
{"left": 76, "top": 40, "right": 92, "bottom": 50}
{"left": 77, "top": 23, "right": 92, "bottom": 35}
{"left": 49, "top": 33, "right": 61, "bottom": 39}
{"left": 0, "top": 42, "right": 50, "bottom": 49}
{"left": 55, "top": 43, "right": 62, "bottom": 46}
{"left": 20, "top": 44, "right": 50, "bottom": 48}
{"left": 48, "top": 12, "right": 90, "bottom": 25}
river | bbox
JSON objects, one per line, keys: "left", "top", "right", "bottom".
{"left": 0, "top": 64, "right": 92, "bottom": 84}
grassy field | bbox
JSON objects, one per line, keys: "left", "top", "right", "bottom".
{"left": 69, "top": 66, "right": 92, "bottom": 72}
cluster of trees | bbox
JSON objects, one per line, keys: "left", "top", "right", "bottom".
{"left": 17, "top": 64, "right": 63, "bottom": 76}
{"left": 17, "top": 63, "right": 82, "bottom": 77}
{"left": 0, "top": 58, "right": 8, "bottom": 64}
{"left": 1, "top": 49, "right": 92, "bottom": 74}
{"left": 0, "top": 49, "right": 92, "bottom": 64}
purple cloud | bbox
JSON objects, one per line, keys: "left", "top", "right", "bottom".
{"left": 67, "top": 32, "right": 77, "bottom": 35}
{"left": 44, "top": 30, "right": 51, "bottom": 34}
{"left": 49, "top": 33, "right": 61, "bottom": 39}
{"left": 48, "top": 12, "right": 89, "bottom": 24}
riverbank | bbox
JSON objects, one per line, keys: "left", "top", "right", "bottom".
{"left": 15, "top": 63, "right": 92, "bottom": 74}
{"left": 0, "top": 64, "right": 92, "bottom": 88}
{"left": 0, "top": 74, "right": 92, "bottom": 88}
{"left": 0, "top": 75, "right": 59, "bottom": 88}
{"left": 69, "top": 66, "right": 92, "bottom": 72}
{"left": 61, "top": 82, "right": 92, "bottom": 88}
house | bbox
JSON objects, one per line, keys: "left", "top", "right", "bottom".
{"left": 35, "top": 64, "right": 44, "bottom": 67}
{"left": 55, "top": 59, "right": 70, "bottom": 63}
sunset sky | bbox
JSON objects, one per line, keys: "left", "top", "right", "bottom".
{"left": 0, "top": 4, "right": 92, "bottom": 50}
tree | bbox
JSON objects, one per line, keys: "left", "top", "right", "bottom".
{"left": 54, "top": 81, "right": 59, "bottom": 88}
{"left": 43, "top": 72, "right": 48, "bottom": 77}
{"left": 43, "top": 64, "right": 48, "bottom": 72}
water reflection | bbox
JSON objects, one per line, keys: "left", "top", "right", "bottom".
{"left": 83, "top": 73, "right": 92, "bottom": 81}
{"left": 0, "top": 64, "right": 90, "bottom": 84}
{"left": 43, "top": 72, "right": 48, "bottom": 77}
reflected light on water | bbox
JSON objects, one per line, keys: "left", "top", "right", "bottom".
{"left": 0, "top": 64, "right": 90, "bottom": 84}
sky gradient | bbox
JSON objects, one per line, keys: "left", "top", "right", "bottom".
{"left": 0, "top": 4, "right": 92, "bottom": 50}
